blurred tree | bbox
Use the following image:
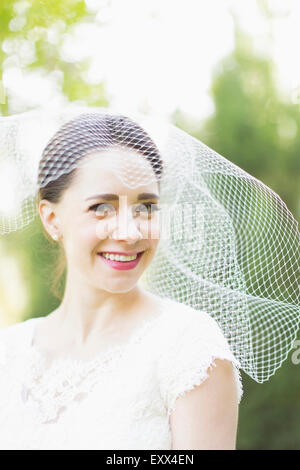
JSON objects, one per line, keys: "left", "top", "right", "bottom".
{"left": 174, "top": 20, "right": 300, "bottom": 222}
{"left": 0, "top": 0, "right": 108, "bottom": 115}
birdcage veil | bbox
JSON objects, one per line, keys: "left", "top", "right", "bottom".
{"left": 0, "top": 104, "right": 299, "bottom": 383}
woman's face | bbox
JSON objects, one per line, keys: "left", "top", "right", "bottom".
{"left": 40, "top": 147, "right": 161, "bottom": 293}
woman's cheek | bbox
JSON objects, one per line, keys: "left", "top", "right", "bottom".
{"left": 95, "top": 217, "right": 115, "bottom": 240}
{"left": 140, "top": 218, "right": 160, "bottom": 241}
{"left": 76, "top": 220, "right": 102, "bottom": 246}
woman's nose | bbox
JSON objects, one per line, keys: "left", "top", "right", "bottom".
{"left": 110, "top": 207, "right": 143, "bottom": 242}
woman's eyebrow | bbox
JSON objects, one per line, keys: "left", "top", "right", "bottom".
{"left": 85, "top": 193, "right": 159, "bottom": 201}
{"left": 137, "top": 192, "right": 159, "bottom": 200}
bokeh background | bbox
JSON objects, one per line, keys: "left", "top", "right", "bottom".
{"left": 0, "top": 0, "right": 299, "bottom": 449}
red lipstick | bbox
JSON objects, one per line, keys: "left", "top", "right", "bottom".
{"left": 97, "top": 251, "right": 145, "bottom": 270}
{"left": 99, "top": 251, "right": 144, "bottom": 256}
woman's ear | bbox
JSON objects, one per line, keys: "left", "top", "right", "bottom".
{"left": 39, "top": 199, "right": 62, "bottom": 241}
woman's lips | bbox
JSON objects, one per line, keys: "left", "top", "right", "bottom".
{"left": 97, "top": 251, "right": 144, "bottom": 270}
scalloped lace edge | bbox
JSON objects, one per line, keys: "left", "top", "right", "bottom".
{"left": 167, "top": 355, "right": 243, "bottom": 417}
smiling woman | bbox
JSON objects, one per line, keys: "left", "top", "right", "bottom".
{"left": 38, "top": 144, "right": 162, "bottom": 295}
{"left": 0, "top": 107, "right": 299, "bottom": 450}
{"left": 34, "top": 113, "right": 163, "bottom": 301}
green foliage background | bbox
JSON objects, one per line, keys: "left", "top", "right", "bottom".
{"left": 0, "top": 1, "right": 299, "bottom": 450}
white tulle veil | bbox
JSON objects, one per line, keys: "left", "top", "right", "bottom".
{"left": 0, "top": 104, "right": 299, "bottom": 383}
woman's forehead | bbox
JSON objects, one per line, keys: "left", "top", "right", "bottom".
{"left": 74, "top": 148, "right": 157, "bottom": 189}
{"left": 64, "top": 150, "right": 158, "bottom": 199}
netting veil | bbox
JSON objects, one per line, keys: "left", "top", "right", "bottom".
{"left": 0, "top": 105, "right": 299, "bottom": 383}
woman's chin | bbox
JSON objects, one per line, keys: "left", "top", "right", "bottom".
{"left": 90, "top": 273, "right": 139, "bottom": 293}
{"left": 99, "top": 283, "right": 138, "bottom": 294}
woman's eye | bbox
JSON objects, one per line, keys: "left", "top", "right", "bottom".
{"left": 133, "top": 203, "right": 160, "bottom": 218}
{"left": 89, "top": 202, "right": 160, "bottom": 219}
{"left": 89, "top": 203, "right": 116, "bottom": 217}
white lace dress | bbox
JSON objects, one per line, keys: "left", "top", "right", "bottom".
{"left": 0, "top": 297, "right": 243, "bottom": 450}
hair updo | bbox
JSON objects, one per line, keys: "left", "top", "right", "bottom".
{"left": 38, "top": 112, "right": 163, "bottom": 204}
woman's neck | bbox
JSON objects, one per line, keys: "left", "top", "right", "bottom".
{"left": 50, "top": 279, "right": 161, "bottom": 346}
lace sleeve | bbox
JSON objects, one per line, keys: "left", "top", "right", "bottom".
{"left": 158, "top": 306, "right": 243, "bottom": 416}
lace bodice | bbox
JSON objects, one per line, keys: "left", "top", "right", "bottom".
{"left": 0, "top": 298, "right": 243, "bottom": 450}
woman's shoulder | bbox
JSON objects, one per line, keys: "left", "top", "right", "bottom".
{"left": 162, "top": 298, "right": 240, "bottom": 362}
{"left": 162, "top": 296, "right": 212, "bottom": 318}
{"left": 161, "top": 297, "right": 222, "bottom": 334}
{"left": 157, "top": 298, "right": 244, "bottom": 410}
{"left": 158, "top": 297, "right": 237, "bottom": 360}
{"left": 0, "top": 317, "right": 38, "bottom": 337}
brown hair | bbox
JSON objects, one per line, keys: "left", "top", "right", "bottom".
{"left": 37, "top": 112, "right": 163, "bottom": 299}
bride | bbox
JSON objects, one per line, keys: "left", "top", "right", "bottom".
{"left": 0, "top": 111, "right": 243, "bottom": 450}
